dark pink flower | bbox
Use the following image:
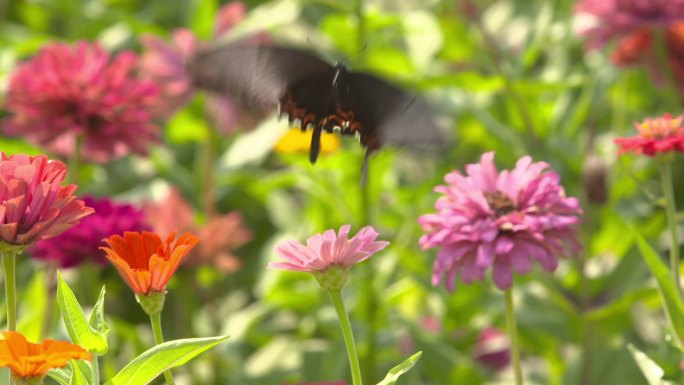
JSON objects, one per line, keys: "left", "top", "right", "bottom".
{"left": 0, "top": 153, "right": 93, "bottom": 246}
{"left": 614, "top": 113, "right": 684, "bottom": 156}
{"left": 419, "top": 152, "right": 582, "bottom": 291}
{"left": 4, "top": 42, "right": 160, "bottom": 163}
{"left": 29, "top": 196, "right": 149, "bottom": 268}
{"left": 271, "top": 225, "right": 389, "bottom": 273}
{"left": 473, "top": 327, "right": 510, "bottom": 372}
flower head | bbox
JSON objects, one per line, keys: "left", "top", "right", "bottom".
{"left": 138, "top": 2, "right": 267, "bottom": 134}
{"left": 0, "top": 331, "right": 90, "bottom": 380}
{"left": 30, "top": 196, "right": 149, "bottom": 268}
{"left": 101, "top": 231, "right": 199, "bottom": 295}
{"left": 0, "top": 153, "right": 93, "bottom": 247}
{"left": 142, "top": 188, "right": 252, "bottom": 272}
{"left": 575, "top": 0, "right": 684, "bottom": 49}
{"left": 473, "top": 327, "right": 510, "bottom": 372}
{"left": 419, "top": 152, "right": 582, "bottom": 291}
{"left": 615, "top": 113, "right": 684, "bottom": 156}
{"left": 4, "top": 42, "right": 160, "bottom": 163}
{"left": 271, "top": 225, "right": 389, "bottom": 273}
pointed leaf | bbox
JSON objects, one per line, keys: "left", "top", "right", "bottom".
{"left": 627, "top": 344, "right": 677, "bottom": 385}
{"left": 103, "top": 335, "right": 229, "bottom": 385}
{"left": 375, "top": 351, "right": 422, "bottom": 385}
{"left": 57, "top": 272, "right": 108, "bottom": 354}
{"left": 48, "top": 368, "right": 71, "bottom": 385}
{"left": 89, "top": 286, "right": 110, "bottom": 339}
{"left": 634, "top": 232, "right": 684, "bottom": 349}
{"left": 69, "top": 361, "right": 88, "bottom": 385}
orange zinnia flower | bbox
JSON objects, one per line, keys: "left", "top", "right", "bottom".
{"left": 0, "top": 331, "right": 90, "bottom": 380}
{"left": 101, "top": 231, "right": 199, "bottom": 295}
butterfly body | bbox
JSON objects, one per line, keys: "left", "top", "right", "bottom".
{"left": 190, "top": 44, "right": 443, "bottom": 166}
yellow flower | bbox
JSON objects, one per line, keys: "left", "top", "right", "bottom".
{"left": 274, "top": 129, "right": 341, "bottom": 155}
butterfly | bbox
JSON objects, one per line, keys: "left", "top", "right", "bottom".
{"left": 189, "top": 44, "right": 444, "bottom": 178}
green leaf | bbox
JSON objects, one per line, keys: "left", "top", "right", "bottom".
{"left": 89, "top": 286, "right": 110, "bottom": 339}
{"left": 190, "top": 0, "right": 218, "bottom": 39}
{"left": 634, "top": 231, "right": 684, "bottom": 349}
{"left": 627, "top": 344, "right": 677, "bottom": 385}
{"left": 48, "top": 368, "right": 71, "bottom": 385}
{"left": 103, "top": 335, "right": 229, "bottom": 385}
{"left": 68, "top": 361, "right": 88, "bottom": 385}
{"left": 375, "top": 351, "right": 422, "bottom": 385}
{"left": 57, "top": 272, "right": 109, "bottom": 354}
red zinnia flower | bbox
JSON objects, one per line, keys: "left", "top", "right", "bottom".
{"left": 0, "top": 331, "right": 90, "bottom": 380}
{"left": 4, "top": 41, "right": 160, "bottom": 162}
{"left": 0, "top": 153, "right": 93, "bottom": 246}
{"left": 614, "top": 113, "right": 684, "bottom": 156}
{"left": 101, "top": 231, "right": 199, "bottom": 295}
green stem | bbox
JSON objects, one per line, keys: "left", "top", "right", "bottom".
{"left": 90, "top": 353, "right": 100, "bottom": 385}
{"left": 659, "top": 159, "right": 683, "bottom": 301}
{"left": 149, "top": 313, "right": 175, "bottom": 385}
{"left": 504, "top": 287, "right": 524, "bottom": 385}
{"left": 3, "top": 252, "right": 16, "bottom": 332}
{"left": 328, "top": 289, "right": 363, "bottom": 385}
{"left": 40, "top": 263, "right": 58, "bottom": 340}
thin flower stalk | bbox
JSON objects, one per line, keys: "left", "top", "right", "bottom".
{"left": 329, "top": 289, "right": 363, "bottom": 385}
{"left": 504, "top": 288, "right": 523, "bottom": 385}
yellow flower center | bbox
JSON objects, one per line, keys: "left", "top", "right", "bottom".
{"left": 636, "top": 115, "right": 684, "bottom": 139}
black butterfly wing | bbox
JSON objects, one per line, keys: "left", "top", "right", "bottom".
{"left": 347, "top": 73, "right": 443, "bottom": 152}
{"left": 189, "top": 44, "right": 334, "bottom": 109}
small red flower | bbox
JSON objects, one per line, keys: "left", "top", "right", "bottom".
{"left": 0, "top": 331, "right": 90, "bottom": 380}
{"left": 615, "top": 113, "right": 684, "bottom": 156}
{"left": 101, "top": 231, "right": 199, "bottom": 295}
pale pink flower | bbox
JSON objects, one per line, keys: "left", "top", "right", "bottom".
{"left": 4, "top": 42, "right": 160, "bottom": 163}
{"left": 271, "top": 225, "right": 389, "bottom": 273}
{"left": 138, "top": 1, "right": 267, "bottom": 134}
{"left": 0, "top": 153, "right": 94, "bottom": 246}
{"left": 419, "top": 152, "right": 582, "bottom": 291}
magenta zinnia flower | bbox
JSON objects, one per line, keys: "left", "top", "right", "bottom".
{"left": 0, "top": 153, "right": 93, "bottom": 246}
{"left": 4, "top": 42, "right": 160, "bottom": 163}
{"left": 271, "top": 225, "right": 389, "bottom": 273}
{"left": 29, "top": 196, "right": 149, "bottom": 268}
{"left": 614, "top": 113, "right": 684, "bottom": 156}
{"left": 419, "top": 152, "right": 582, "bottom": 291}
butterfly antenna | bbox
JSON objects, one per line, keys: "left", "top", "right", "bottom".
{"left": 360, "top": 148, "right": 371, "bottom": 186}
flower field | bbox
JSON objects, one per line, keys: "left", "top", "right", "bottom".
{"left": 1, "top": 0, "right": 684, "bottom": 384}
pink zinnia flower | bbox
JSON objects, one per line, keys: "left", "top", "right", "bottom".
{"left": 614, "top": 113, "right": 684, "bottom": 156}
{"left": 271, "top": 225, "right": 389, "bottom": 273}
{"left": 139, "top": 1, "right": 267, "bottom": 134}
{"left": 419, "top": 152, "right": 582, "bottom": 291}
{"left": 4, "top": 42, "right": 160, "bottom": 163}
{"left": 0, "top": 153, "right": 94, "bottom": 246}
{"left": 575, "top": 0, "right": 684, "bottom": 49}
